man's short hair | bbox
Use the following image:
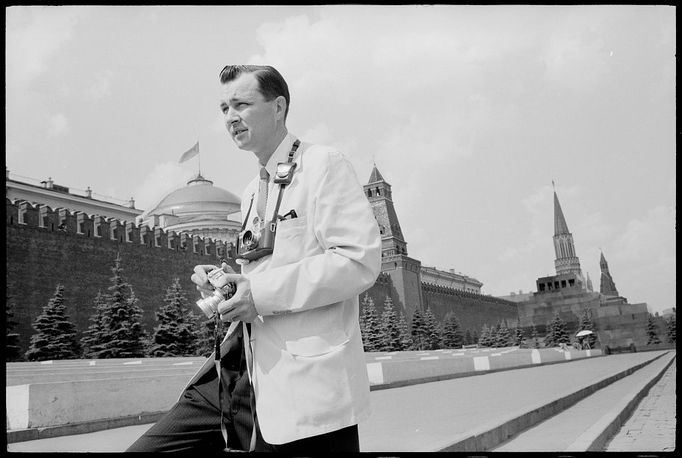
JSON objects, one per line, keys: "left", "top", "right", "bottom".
{"left": 219, "top": 65, "right": 290, "bottom": 120}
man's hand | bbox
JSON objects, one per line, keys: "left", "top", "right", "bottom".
{"left": 191, "top": 263, "right": 235, "bottom": 298}
{"left": 217, "top": 274, "right": 258, "bottom": 323}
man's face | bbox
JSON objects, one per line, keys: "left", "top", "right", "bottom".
{"left": 219, "top": 72, "right": 281, "bottom": 155}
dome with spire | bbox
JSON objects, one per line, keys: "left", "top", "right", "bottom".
{"left": 146, "top": 173, "right": 240, "bottom": 219}
{"left": 138, "top": 173, "right": 242, "bottom": 243}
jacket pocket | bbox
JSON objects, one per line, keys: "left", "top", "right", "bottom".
{"left": 272, "top": 216, "right": 307, "bottom": 265}
{"left": 284, "top": 331, "right": 350, "bottom": 357}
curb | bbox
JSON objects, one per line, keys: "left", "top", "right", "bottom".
{"left": 568, "top": 353, "right": 676, "bottom": 451}
{"left": 6, "top": 411, "right": 166, "bottom": 444}
{"left": 370, "top": 352, "right": 605, "bottom": 391}
{"left": 436, "top": 351, "right": 670, "bottom": 452}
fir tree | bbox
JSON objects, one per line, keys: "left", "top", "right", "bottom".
{"left": 6, "top": 293, "right": 23, "bottom": 362}
{"left": 464, "top": 329, "right": 473, "bottom": 346}
{"left": 396, "top": 310, "right": 413, "bottom": 351}
{"left": 359, "top": 293, "right": 383, "bottom": 351}
{"left": 379, "top": 296, "right": 401, "bottom": 351}
{"left": 94, "top": 253, "right": 148, "bottom": 358}
{"left": 196, "top": 316, "right": 215, "bottom": 357}
{"left": 80, "top": 291, "right": 108, "bottom": 358}
{"left": 489, "top": 323, "right": 500, "bottom": 347}
{"left": 148, "top": 278, "right": 200, "bottom": 357}
{"left": 495, "top": 321, "right": 512, "bottom": 347}
{"left": 546, "top": 312, "right": 570, "bottom": 347}
{"left": 513, "top": 324, "right": 525, "bottom": 347}
{"left": 25, "top": 285, "right": 81, "bottom": 361}
{"left": 410, "top": 308, "right": 429, "bottom": 351}
{"left": 478, "top": 323, "right": 493, "bottom": 347}
{"left": 472, "top": 329, "right": 479, "bottom": 346}
{"left": 577, "top": 308, "right": 597, "bottom": 348}
{"left": 665, "top": 315, "right": 676, "bottom": 344}
{"left": 646, "top": 313, "right": 661, "bottom": 345}
{"left": 441, "top": 314, "right": 464, "bottom": 349}
{"left": 422, "top": 307, "right": 441, "bottom": 350}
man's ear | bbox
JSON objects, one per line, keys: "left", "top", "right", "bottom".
{"left": 274, "top": 95, "right": 287, "bottom": 120}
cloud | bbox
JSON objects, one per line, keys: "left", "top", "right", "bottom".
{"left": 5, "top": 6, "right": 85, "bottom": 89}
{"left": 133, "top": 162, "right": 193, "bottom": 212}
{"left": 47, "top": 113, "right": 70, "bottom": 137}
{"left": 88, "top": 71, "right": 113, "bottom": 100}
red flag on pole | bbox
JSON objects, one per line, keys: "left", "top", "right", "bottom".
{"left": 179, "top": 141, "right": 200, "bottom": 163}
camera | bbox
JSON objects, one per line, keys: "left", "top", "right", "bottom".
{"left": 236, "top": 161, "right": 297, "bottom": 262}
{"left": 195, "top": 267, "right": 236, "bottom": 318}
{"left": 236, "top": 221, "right": 276, "bottom": 261}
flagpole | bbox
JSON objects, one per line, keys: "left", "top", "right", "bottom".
{"left": 198, "top": 138, "right": 201, "bottom": 176}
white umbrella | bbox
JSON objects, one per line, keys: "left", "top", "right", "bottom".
{"left": 576, "top": 329, "right": 593, "bottom": 337}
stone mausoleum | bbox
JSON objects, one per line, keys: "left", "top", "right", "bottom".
{"left": 511, "top": 186, "right": 650, "bottom": 347}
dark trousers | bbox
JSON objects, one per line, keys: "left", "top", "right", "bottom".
{"left": 126, "top": 334, "right": 360, "bottom": 453}
{"left": 126, "top": 328, "right": 254, "bottom": 452}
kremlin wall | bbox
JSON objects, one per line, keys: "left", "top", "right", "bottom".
{"left": 5, "top": 165, "right": 659, "bottom": 356}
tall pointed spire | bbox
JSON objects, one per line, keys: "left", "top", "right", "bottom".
{"left": 552, "top": 186, "right": 584, "bottom": 283}
{"left": 599, "top": 250, "right": 619, "bottom": 296}
{"left": 367, "top": 163, "right": 385, "bottom": 184}
{"left": 553, "top": 189, "right": 570, "bottom": 235}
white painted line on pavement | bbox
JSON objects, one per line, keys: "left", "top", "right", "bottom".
{"left": 172, "top": 362, "right": 195, "bottom": 366}
{"left": 473, "top": 356, "right": 490, "bottom": 371}
{"left": 492, "top": 353, "right": 502, "bottom": 357}
{"left": 89, "top": 361, "right": 96, "bottom": 366}
{"left": 420, "top": 356, "right": 439, "bottom": 360}
{"left": 375, "top": 356, "right": 392, "bottom": 360}
{"left": 452, "top": 353, "right": 464, "bottom": 356}
{"left": 366, "top": 362, "right": 384, "bottom": 385}
{"left": 123, "top": 361, "right": 142, "bottom": 365}
{"left": 531, "top": 349, "right": 541, "bottom": 364}
{"left": 40, "top": 361, "right": 53, "bottom": 365}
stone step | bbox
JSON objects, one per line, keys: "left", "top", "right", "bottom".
{"left": 491, "top": 351, "right": 676, "bottom": 451}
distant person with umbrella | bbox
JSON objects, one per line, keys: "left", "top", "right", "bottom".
{"left": 576, "top": 329, "right": 593, "bottom": 350}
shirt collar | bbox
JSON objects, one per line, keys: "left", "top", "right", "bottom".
{"left": 263, "top": 132, "right": 298, "bottom": 178}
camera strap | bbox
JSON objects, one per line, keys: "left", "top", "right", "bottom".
{"left": 267, "top": 139, "right": 300, "bottom": 230}
{"left": 237, "top": 139, "right": 299, "bottom": 235}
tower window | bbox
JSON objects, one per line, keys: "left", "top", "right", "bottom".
{"left": 561, "top": 280, "right": 567, "bottom": 288}
{"left": 376, "top": 187, "right": 381, "bottom": 196}
{"left": 367, "top": 189, "right": 372, "bottom": 197}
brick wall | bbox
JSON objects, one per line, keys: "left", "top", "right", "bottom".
{"left": 6, "top": 199, "right": 235, "bottom": 356}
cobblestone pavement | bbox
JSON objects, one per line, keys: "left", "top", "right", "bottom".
{"left": 605, "top": 355, "right": 676, "bottom": 452}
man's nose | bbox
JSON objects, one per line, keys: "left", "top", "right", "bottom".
{"left": 225, "top": 107, "right": 240, "bottom": 124}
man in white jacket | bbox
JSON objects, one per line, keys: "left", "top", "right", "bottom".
{"left": 127, "top": 65, "right": 381, "bottom": 453}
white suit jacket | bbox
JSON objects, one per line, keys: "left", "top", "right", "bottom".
{"left": 185, "top": 133, "right": 382, "bottom": 445}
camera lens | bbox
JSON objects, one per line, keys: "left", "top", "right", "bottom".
{"left": 196, "top": 293, "right": 222, "bottom": 318}
{"left": 242, "top": 230, "right": 257, "bottom": 249}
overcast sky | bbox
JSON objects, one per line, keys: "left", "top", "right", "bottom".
{"left": 6, "top": 5, "right": 676, "bottom": 314}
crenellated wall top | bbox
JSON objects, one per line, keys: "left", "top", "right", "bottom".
{"left": 6, "top": 197, "right": 235, "bottom": 257}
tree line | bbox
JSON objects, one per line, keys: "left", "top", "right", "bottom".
{"left": 358, "top": 293, "right": 676, "bottom": 352}
{"left": 6, "top": 253, "right": 217, "bottom": 362}
{"left": 5, "top": 257, "right": 677, "bottom": 361}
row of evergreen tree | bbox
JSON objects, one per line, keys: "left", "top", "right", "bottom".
{"left": 358, "top": 293, "right": 676, "bottom": 353}
{"left": 6, "top": 255, "right": 677, "bottom": 362}
{"left": 6, "top": 254, "right": 219, "bottom": 362}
